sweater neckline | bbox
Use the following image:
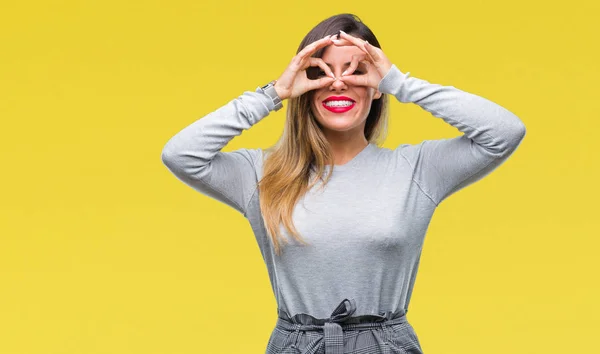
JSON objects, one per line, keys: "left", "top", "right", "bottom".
{"left": 323, "top": 143, "right": 375, "bottom": 172}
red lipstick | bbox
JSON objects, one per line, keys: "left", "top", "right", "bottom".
{"left": 323, "top": 95, "right": 355, "bottom": 102}
{"left": 322, "top": 95, "right": 356, "bottom": 113}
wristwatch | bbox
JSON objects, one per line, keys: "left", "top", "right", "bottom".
{"left": 259, "top": 80, "right": 283, "bottom": 111}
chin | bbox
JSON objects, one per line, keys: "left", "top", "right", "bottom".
{"left": 318, "top": 117, "right": 364, "bottom": 133}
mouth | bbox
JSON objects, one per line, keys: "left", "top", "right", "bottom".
{"left": 322, "top": 95, "right": 356, "bottom": 113}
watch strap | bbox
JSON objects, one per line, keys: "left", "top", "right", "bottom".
{"left": 259, "top": 80, "right": 283, "bottom": 111}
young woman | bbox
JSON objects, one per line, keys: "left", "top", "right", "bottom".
{"left": 161, "top": 13, "right": 526, "bottom": 354}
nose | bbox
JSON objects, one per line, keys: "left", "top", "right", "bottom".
{"left": 329, "top": 76, "right": 348, "bottom": 91}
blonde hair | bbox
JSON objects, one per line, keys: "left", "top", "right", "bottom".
{"left": 258, "top": 13, "right": 391, "bottom": 256}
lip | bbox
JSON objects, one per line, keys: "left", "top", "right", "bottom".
{"left": 322, "top": 95, "right": 356, "bottom": 113}
{"left": 323, "top": 95, "right": 355, "bottom": 103}
{"left": 322, "top": 101, "right": 355, "bottom": 113}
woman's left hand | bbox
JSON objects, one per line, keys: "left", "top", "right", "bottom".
{"left": 331, "top": 30, "right": 393, "bottom": 90}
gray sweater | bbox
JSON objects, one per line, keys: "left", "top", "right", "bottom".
{"left": 161, "top": 64, "right": 526, "bottom": 321}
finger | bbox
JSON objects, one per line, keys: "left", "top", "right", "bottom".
{"left": 338, "top": 74, "right": 370, "bottom": 87}
{"left": 338, "top": 30, "right": 375, "bottom": 62}
{"left": 306, "top": 76, "right": 335, "bottom": 91}
{"left": 341, "top": 54, "right": 369, "bottom": 77}
{"left": 297, "top": 35, "right": 332, "bottom": 60}
{"left": 363, "top": 41, "right": 381, "bottom": 62}
{"left": 332, "top": 35, "right": 373, "bottom": 64}
{"left": 330, "top": 37, "right": 354, "bottom": 47}
{"left": 288, "top": 36, "right": 331, "bottom": 75}
{"left": 338, "top": 31, "right": 368, "bottom": 53}
{"left": 308, "top": 57, "right": 336, "bottom": 79}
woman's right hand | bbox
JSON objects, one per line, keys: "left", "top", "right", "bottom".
{"left": 273, "top": 35, "right": 337, "bottom": 101}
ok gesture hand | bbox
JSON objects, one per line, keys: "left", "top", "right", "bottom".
{"left": 274, "top": 35, "right": 336, "bottom": 101}
{"left": 331, "top": 31, "right": 394, "bottom": 90}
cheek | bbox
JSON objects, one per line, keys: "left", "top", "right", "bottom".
{"left": 311, "top": 99, "right": 320, "bottom": 113}
{"left": 310, "top": 100, "right": 322, "bottom": 120}
{"left": 313, "top": 96, "right": 328, "bottom": 112}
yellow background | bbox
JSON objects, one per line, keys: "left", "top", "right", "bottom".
{"left": 1, "top": 0, "right": 598, "bottom": 353}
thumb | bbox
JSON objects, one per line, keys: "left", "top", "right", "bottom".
{"left": 306, "top": 76, "right": 335, "bottom": 91}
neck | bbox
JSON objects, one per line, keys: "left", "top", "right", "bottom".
{"left": 327, "top": 139, "right": 369, "bottom": 165}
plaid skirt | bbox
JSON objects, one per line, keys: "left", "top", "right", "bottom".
{"left": 266, "top": 298, "right": 423, "bottom": 354}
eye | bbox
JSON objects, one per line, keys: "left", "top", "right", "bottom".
{"left": 318, "top": 69, "right": 363, "bottom": 76}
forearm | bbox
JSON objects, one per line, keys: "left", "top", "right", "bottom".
{"left": 161, "top": 87, "right": 275, "bottom": 178}
{"left": 379, "top": 64, "right": 526, "bottom": 155}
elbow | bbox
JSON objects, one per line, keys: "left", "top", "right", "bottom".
{"left": 511, "top": 119, "right": 527, "bottom": 147}
{"left": 500, "top": 118, "right": 526, "bottom": 156}
{"left": 161, "top": 148, "right": 173, "bottom": 169}
{"left": 517, "top": 121, "right": 527, "bottom": 138}
{"left": 161, "top": 141, "right": 209, "bottom": 180}
{"left": 161, "top": 141, "right": 181, "bottom": 173}
{"left": 484, "top": 116, "right": 526, "bottom": 157}
{"left": 161, "top": 145, "right": 192, "bottom": 181}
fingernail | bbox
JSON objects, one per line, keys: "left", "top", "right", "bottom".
{"left": 330, "top": 73, "right": 335, "bottom": 79}
{"left": 340, "top": 30, "right": 346, "bottom": 35}
{"left": 341, "top": 70, "right": 347, "bottom": 76}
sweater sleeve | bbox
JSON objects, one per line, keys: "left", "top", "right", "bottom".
{"left": 378, "top": 64, "right": 527, "bottom": 206}
{"left": 161, "top": 87, "right": 276, "bottom": 217}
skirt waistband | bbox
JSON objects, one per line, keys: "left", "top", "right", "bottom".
{"left": 275, "top": 298, "right": 408, "bottom": 354}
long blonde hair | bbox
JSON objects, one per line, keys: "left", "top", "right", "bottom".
{"left": 258, "top": 13, "right": 391, "bottom": 256}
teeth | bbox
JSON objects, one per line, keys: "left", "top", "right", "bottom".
{"left": 325, "top": 100, "right": 354, "bottom": 107}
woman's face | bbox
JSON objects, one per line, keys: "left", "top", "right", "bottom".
{"left": 310, "top": 42, "right": 382, "bottom": 139}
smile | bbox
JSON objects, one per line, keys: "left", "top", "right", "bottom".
{"left": 322, "top": 101, "right": 356, "bottom": 113}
